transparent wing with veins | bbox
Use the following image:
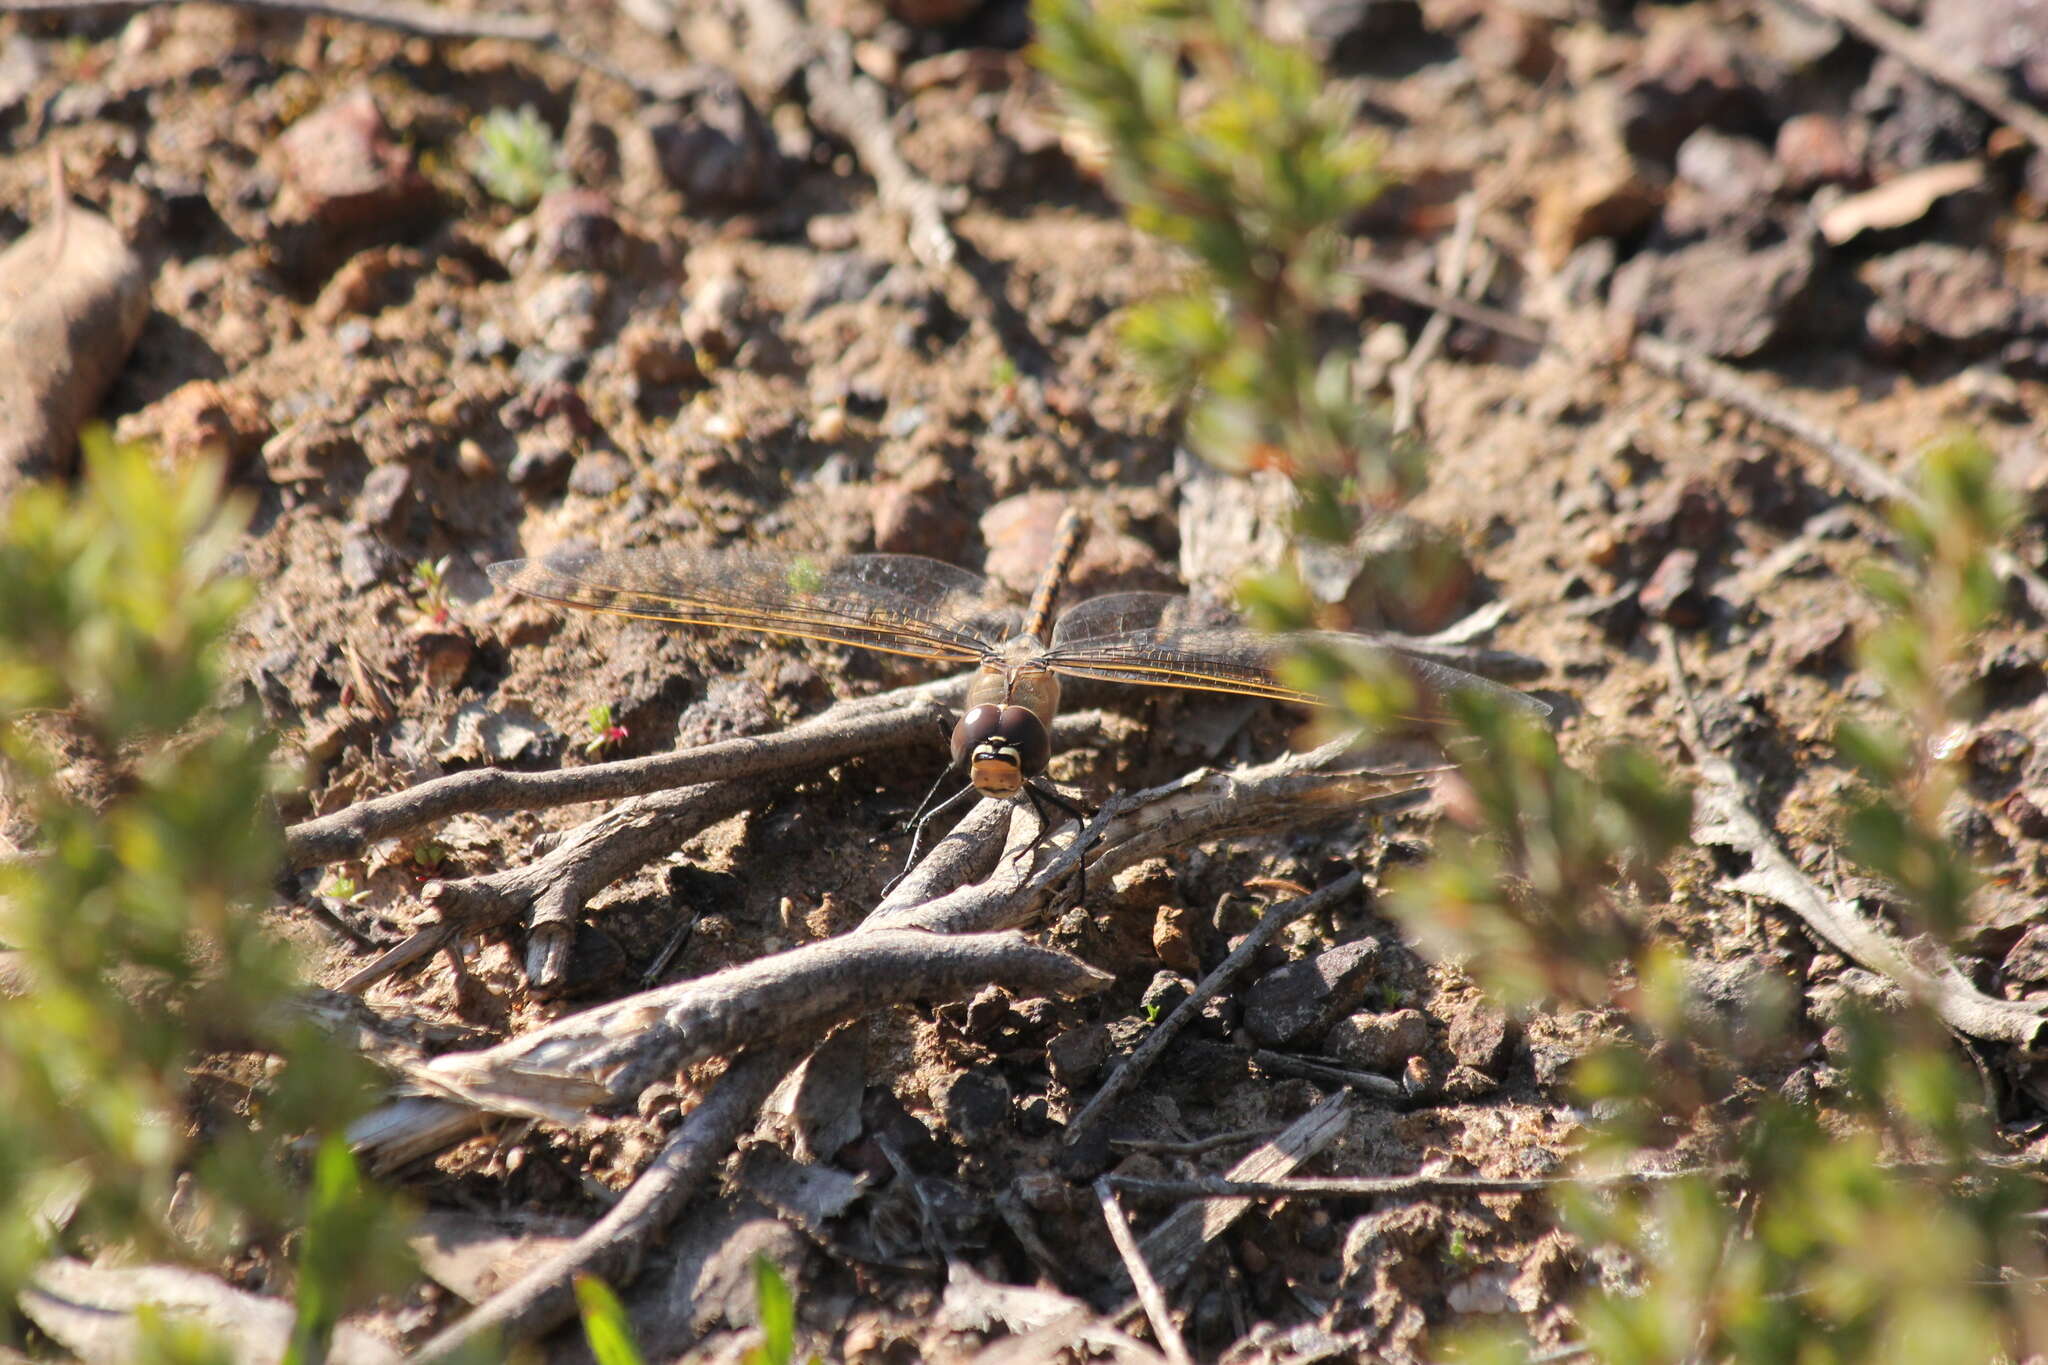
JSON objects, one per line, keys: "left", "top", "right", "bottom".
{"left": 486, "top": 545, "right": 1023, "bottom": 664}
{"left": 1043, "top": 591, "right": 1551, "bottom": 717}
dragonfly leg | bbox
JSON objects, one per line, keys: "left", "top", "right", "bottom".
{"left": 883, "top": 780, "right": 977, "bottom": 897}
{"left": 1020, "top": 779, "right": 1092, "bottom": 904}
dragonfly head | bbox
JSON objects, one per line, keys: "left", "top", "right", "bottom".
{"left": 952, "top": 703, "right": 1050, "bottom": 799}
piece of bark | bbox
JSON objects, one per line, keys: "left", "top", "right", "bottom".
{"left": 0, "top": 199, "right": 149, "bottom": 500}
{"left": 20, "top": 1259, "right": 402, "bottom": 1365}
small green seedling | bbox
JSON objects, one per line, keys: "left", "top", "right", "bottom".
{"left": 468, "top": 105, "right": 568, "bottom": 208}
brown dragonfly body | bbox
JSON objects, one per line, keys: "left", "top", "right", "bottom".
{"left": 488, "top": 509, "right": 1548, "bottom": 835}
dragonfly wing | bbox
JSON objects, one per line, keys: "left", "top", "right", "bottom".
{"left": 1046, "top": 593, "right": 1551, "bottom": 717}
{"left": 488, "top": 545, "right": 1018, "bottom": 663}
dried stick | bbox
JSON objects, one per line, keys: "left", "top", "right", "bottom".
{"left": 1391, "top": 195, "right": 1484, "bottom": 436}
{"left": 1658, "top": 625, "right": 2048, "bottom": 1048}
{"left": 1627, "top": 335, "right": 2048, "bottom": 616}
{"left": 731, "top": 0, "right": 961, "bottom": 271}
{"left": 1103, "top": 1166, "right": 1718, "bottom": 1201}
{"left": 409, "top": 1043, "right": 802, "bottom": 1364}
{"left": 1348, "top": 259, "right": 1550, "bottom": 348}
{"left": 0, "top": 0, "right": 695, "bottom": 100}
{"left": 1133, "top": 1086, "right": 1354, "bottom": 1290}
{"left": 286, "top": 687, "right": 957, "bottom": 869}
{"left": 1252, "top": 1048, "right": 1406, "bottom": 1099}
{"left": 1792, "top": 0, "right": 2048, "bottom": 153}
{"left": 990, "top": 1091, "right": 1355, "bottom": 1362}
{"left": 337, "top": 774, "right": 775, "bottom": 994}
{"left": 1065, "top": 871, "right": 1364, "bottom": 1148}
{"left": 1094, "top": 1180, "right": 1193, "bottom": 1365}
{"left": 369, "top": 931, "right": 1110, "bottom": 1129}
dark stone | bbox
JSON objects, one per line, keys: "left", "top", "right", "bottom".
{"left": 1947, "top": 805, "right": 2014, "bottom": 865}
{"left": 645, "top": 75, "right": 780, "bottom": 209}
{"left": 1611, "top": 23, "right": 1765, "bottom": 166}
{"left": 1016, "top": 1093, "right": 1056, "bottom": 1139}
{"left": 1966, "top": 729, "right": 2032, "bottom": 792}
{"left": 2003, "top": 790, "right": 2048, "bottom": 839}
{"left": 553, "top": 923, "right": 629, "bottom": 998}
{"left": 1047, "top": 1023, "right": 1110, "bottom": 1088}
{"left": 1139, "top": 972, "right": 1196, "bottom": 1021}
{"left": 338, "top": 531, "right": 391, "bottom": 591}
{"left": 802, "top": 253, "right": 890, "bottom": 316}
{"left": 937, "top": 1070, "right": 1011, "bottom": 1146}
{"left": 507, "top": 440, "right": 573, "bottom": 496}
{"left": 1243, "top": 940, "right": 1381, "bottom": 1047}
{"left": 354, "top": 463, "right": 413, "bottom": 529}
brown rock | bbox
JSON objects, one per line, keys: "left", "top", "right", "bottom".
{"left": 888, "top": 0, "right": 982, "bottom": 26}
{"left": 1862, "top": 244, "right": 2019, "bottom": 347}
{"left": 2004, "top": 922, "right": 2048, "bottom": 983}
{"left": 312, "top": 245, "right": 425, "bottom": 322}
{"left": 1459, "top": 7, "right": 1555, "bottom": 79}
{"left": 0, "top": 200, "right": 150, "bottom": 493}
{"left": 1153, "top": 905, "right": 1199, "bottom": 975}
{"left": 1782, "top": 616, "right": 1854, "bottom": 674}
{"left": 873, "top": 459, "right": 970, "bottom": 559}
{"left": 129, "top": 379, "right": 270, "bottom": 468}
{"left": 1638, "top": 548, "right": 1707, "bottom": 626}
{"left": 682, "top": 274, "right": 749, "bottom": 362}
{"left": 276, "top": 87, "right": 432, "bottom": 234}
{"left": 1609, "top": 232, "right": 1817, "bottom": 360}
{"left": 980, "top": 492, "right": 1174, "bottom": 604}
{"left": 1775, "top": 113, "right": 1862, "bottom": 191}
{"left": 1533, "top": 159, "right": 1665, "bottom": 268}
{"left": 1444, "top": 999, "right": 1515, "bottom": 1075}
{"left": 1441, "top": 1064, "right": 1497, "bottom": 1100}
{"left": 1324, "top": 1008, "right": 1431, "bottom": 1071}
{"left": 619, "top": 320, "right": 701, "bottom": 387}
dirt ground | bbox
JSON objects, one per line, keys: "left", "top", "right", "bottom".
{"left": 5, "top": 0, "right": 2048, "bottom": 1359}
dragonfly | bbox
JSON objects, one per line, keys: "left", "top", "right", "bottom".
{"left": 487, "top": 510, "right": 1550, "bottom": 875}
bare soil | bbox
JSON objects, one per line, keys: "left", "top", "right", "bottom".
{"left": 5, "top": 0, "right": 2048, "bottom": 1359}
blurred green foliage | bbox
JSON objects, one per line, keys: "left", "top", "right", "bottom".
{"left": 576, "top": 1275, "right": 647, "bottom": 1365}
{"left": 1035, "top": 0, "right": 1413, "bottom": 536}
{"left": 1035, "top": 0, "right": 2044, "bottom": 1355}
{"left": 468, "top": 104, "right": 567, "bottom": 208}
{"left": 0, "top": 437, "right": 407, "bottom": 1350}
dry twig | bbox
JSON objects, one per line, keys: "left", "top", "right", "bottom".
{"left": 730, "top": 0, "right": 962, "bottom": 272}
{"left": 286, "top": 688, "right": 958, "bottom": 869}
{"left": 388, "top": 930, "right": 1110, "bottom": 1127}
{"left": 409, "top": 1044, "right": 802, "bottom": 1364}
{"left": 1094, "top": 1179, "right": 1194, "bottom": 1365}
{"left": 1791, "top": 0, "right": 2048, "bottom": 153}
{"left": 1066, "top": 871, "right": 1365, "bottom": 1147}
{"left": 1658, "top": 625, "right": 2048, "bottom": 1049}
